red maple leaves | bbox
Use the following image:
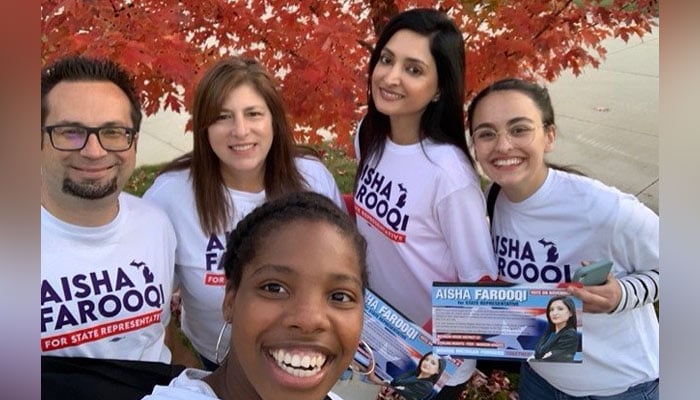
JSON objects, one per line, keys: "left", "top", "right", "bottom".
{"left": 41, "top": 0, "right": 657, "bottom": 154}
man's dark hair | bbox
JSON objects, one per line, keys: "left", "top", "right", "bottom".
{"left": 41, "top": 56, "right": 142, "bottom": 131}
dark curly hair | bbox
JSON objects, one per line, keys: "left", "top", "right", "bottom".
{"left": 222, "top": 191, "right": 368, "bottom": 291}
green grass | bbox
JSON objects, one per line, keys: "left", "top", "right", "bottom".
{"left": 124, "top": 162, "right": 166, "bottom": 197}
{"left": 314, "top": 142, "right": 357, "bottom": 194}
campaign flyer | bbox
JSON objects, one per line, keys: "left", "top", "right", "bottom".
{"left": 431, "top": 283, "right": 583, "bottom": 363}
{"left": 352, "top": 288, "right": 465, "bottom": 398}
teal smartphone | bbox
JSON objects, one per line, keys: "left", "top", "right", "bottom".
{"left": 572, "top": 260, "right": 613, "bottom": 286}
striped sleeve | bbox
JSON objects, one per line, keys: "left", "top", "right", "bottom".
{"left": 611, "top": 269, "right": 659, "bottom": 313}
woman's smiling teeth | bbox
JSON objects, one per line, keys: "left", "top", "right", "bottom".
{"left": 230, "top": 143, "right": 254, "bottom": 151}
{"left": 493, "top": 157, "right": 522, "bottom": 167}
{"left": 379, "top": 88, "right": 403, "bottom": 100}
{"left": 270, "top": 349, "right": 328, "bottom": 378}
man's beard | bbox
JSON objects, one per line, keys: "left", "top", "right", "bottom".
{"left": 62, "top": 177, "right": 118, "bottom": 199}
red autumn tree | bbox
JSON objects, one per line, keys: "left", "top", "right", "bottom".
{"left": 41, "top": 0, "right": 658, "bottom": 153}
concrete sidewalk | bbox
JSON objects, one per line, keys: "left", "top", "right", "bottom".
{"left": 545, "top": 23, "right": 659, "bottom": 213}
{"left": 136, "top": 24, "right": 658, "bottom": 214}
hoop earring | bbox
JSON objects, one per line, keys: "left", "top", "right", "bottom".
{"left": 350, "top": 339, "right": 376, "bottom": 376}
{"left": 215, "top": 322, "right": 231, "bottom": 365}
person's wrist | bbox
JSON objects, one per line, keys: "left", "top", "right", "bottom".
{"left": 608, "top": 279, "right": 625, "bottom": 314}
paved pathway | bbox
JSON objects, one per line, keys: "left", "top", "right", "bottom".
{"left": 546, "top": 24, "right": 659, "bottom": 213}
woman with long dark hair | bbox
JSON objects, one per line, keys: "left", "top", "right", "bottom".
{"left": 532, "top": 296, "right": 578, "bottom": 362}
{"left": 352, "top": 11, "right": 497, "bottom": 388}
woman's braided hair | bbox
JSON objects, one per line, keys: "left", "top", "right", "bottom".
{"left": 222, "top": 191, "right": 368, "bottom": 291}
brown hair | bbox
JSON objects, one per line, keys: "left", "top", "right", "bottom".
{"left": 161, "top": 57, "right": 311, "bottom": 235}
{"left": 467, "top": 78, "right": 584, "bottom": 176}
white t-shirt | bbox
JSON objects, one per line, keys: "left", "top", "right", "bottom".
{"left": 41, "top": 193, "right": 176, "bottom": 362}
{"left": 354, "top": 137, "right": 497, "bottom": 326}
{"left": 142, "top": 368, "right": 346, "bottom": 400}
{"left": 143, "top": 368, "right": 217, "bottom": 399}
{"left": 143, "top": 156, "right": 345, "bottom": 362}
{"left": 492, "top": 168, "right": 659, "bottom": 396}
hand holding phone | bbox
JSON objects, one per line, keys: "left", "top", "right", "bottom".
{"left": 572, "top": 260, "right": 612, "bottom": 286}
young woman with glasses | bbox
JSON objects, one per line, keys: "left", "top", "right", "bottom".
{"left": 467, "top": 78, "right": 659, "bottom": 399}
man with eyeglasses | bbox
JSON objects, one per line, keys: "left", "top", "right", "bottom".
{"left": 40, "top": 56, "right": 176, "bottom": 363}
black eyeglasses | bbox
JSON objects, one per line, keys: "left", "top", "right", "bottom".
{"left": 43, "top": 125, "right": 137, "bottom": 151}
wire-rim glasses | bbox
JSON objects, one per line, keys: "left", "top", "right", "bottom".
{"left": 43, "top": 125, "right": 137, "bottom": 151}
{"left": 471, "top": 123, "right": 546, "bottom": 149}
